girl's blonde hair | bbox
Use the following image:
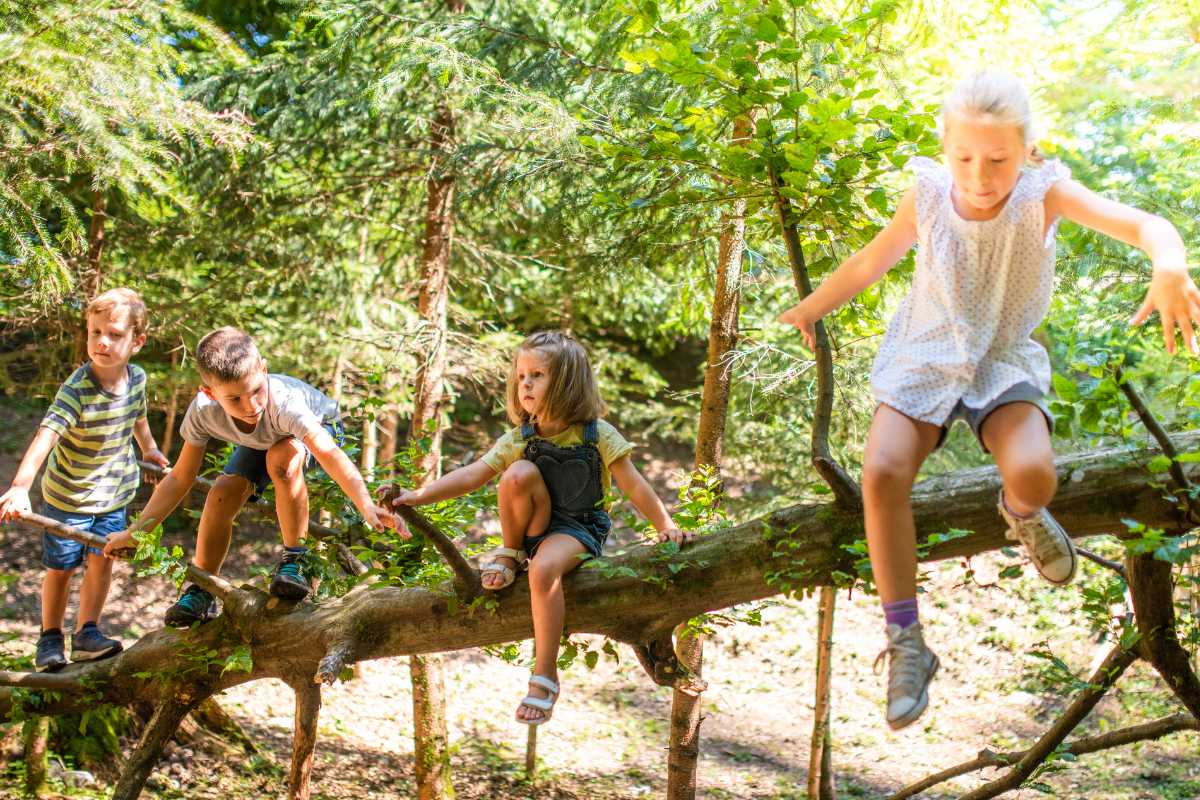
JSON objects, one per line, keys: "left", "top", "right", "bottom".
{"left": 506, "top": 331, "right": 606, "bottom": 426}
{"left": 942, "top": 71, "right": 1044, "bottom": 164}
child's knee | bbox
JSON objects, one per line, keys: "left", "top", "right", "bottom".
{"left": 267, "top": 441, "right": 306, "bottom": 482}
{"left": 1006, "top": 458, "right": 1057, "bottom": 503}
{"left": 527, "top": 557, "right": 561, "bottom": 591}
{"left": 862, "top": 454, "right": 917, "bottom": 496}
{"left": 500, "top": 460, "right": 543, "bottom": 495}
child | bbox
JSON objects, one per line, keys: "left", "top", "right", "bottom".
{"left": 383, "top": 331, "right": 687, "bottom": 725}
{"left": 779, "top": 71, "right": 1200, "bottom": 730}
{"left": 0, "top": 289, "right": 169, "bottom": 672}
{"left": 103, "top": 326, "right": 399, "bottom": 626}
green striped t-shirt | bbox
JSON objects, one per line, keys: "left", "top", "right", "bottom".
{"left": 39, "top": 363, "right": 147, "bottom": 514}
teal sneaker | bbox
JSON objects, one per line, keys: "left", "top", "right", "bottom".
{"left": 269, "top": 551, "right": 310, "bottom": 602}
{"left": 164, "top": 584, "right": 217, "bottom": 628}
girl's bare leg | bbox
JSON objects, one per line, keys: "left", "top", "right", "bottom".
{"left": 981, "top": 402, "right": 1057, "bottom": 515}
{"left": 489, "top": 460, "right": 550, "bottom": 589}
{"left": 519, "top": 532, "right": 588, "bottom": 722}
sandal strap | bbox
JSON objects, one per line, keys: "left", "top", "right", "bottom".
{"left": 479, "top": 563, "right": 515, "bottom": 580}
{"left": 528, "top": 674, "right": 559, "bottom": 695}
{"left": 490, "top": 547, "right": 527, "bottom": 564}
{"left": 520, "top": 694, "right": 556, "bottom": 711}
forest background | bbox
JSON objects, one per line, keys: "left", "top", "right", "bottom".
{"left": 1, "top": 1, "right": 1199, "bottom": 798}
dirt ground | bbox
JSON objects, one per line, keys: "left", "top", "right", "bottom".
{"left": 0, "top": 398, "right": 1198, "bottom": 799}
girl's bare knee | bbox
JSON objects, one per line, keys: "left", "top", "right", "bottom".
{"left": 500, "top": 460, "right": 542, "bottom": 494}
{"left": 1006, "top": 459, "right": 1057, "bottom": 506}
{"left": 862, "top": 456, "right": 917, "bottom": 497}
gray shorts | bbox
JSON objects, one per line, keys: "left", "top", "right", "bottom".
{"left": 937, "top": 382, "right": 1053, "bottom": 452}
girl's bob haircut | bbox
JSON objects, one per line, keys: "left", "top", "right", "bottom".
{"left": 506, "top": 331, "right": 607, "bottom": 426}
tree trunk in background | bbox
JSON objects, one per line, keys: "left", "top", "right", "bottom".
{"left": 160, "top": 350, "right": 181, "bottom": 458}
{"left": 809, "top": 585, "right": 837, "bottom": 800}
{"left": 668, "top": 113, "right": 751, "bottom": 800}
{"left": 75, "top": 189, "right": 108, "bottom": 364}
{"left": 405, "top": 3, "right": 463, "bottom": 794}
{"left": 22, "top": 716, "right": 49, "bottom": 797}
{"left": 379, "top": 407, "right": 399, "bottom": 476}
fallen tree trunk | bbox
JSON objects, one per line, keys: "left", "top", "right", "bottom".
{"left": 3, "top": 431, "right": 1196, "bottom": 724}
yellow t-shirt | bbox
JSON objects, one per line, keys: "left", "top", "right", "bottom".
{"left": 481, "top": 419, "right": 634, "bottom": 496}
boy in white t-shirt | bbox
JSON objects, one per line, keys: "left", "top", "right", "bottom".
{"left": 105, "top": 327, "right": 401, "bottom": 626}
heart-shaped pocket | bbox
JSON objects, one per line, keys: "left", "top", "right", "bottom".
{"left": 535, "top": 454, "right": 593, "bottom": 509}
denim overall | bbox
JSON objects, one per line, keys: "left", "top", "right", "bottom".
{"left": 520, "top": 420, "right": 611, "bottom": 559}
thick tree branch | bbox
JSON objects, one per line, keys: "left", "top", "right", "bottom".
{"left": 891, "top": 713, "right": 1200, "bottom": 799}
{"left": 1077, "top": 547, "right": 1127, "bottom": 578}
{"left": 2, "top": 432, "right": 1197, "bottom": 722}
{"left": 1127, "top": 552, "right": 1200, "bottom": 718}
{"left": 0, "top": 670, "right": 86, "bottom": 691}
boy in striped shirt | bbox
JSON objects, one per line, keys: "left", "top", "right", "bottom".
{"left": 0, "top": 289, "right": 168, "bottom": 671}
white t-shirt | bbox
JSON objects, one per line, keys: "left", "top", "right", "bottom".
{"left": 870, "top": 156, "right": 1072, "bottom": 424}
{"left": 179, "top": 374, "right": 339, "bottom": 450}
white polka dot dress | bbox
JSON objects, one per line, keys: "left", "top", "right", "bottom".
{"left": 870, "top": 156, "right": 1072, "bottom": 424}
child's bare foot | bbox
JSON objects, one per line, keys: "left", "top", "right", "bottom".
{"left": 479, "top": 547, "right": 526, "bottom": 590}
{"left": 516, "top": 674, "right": 559, "bottom": 725}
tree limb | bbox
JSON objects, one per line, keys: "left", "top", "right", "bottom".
{"left": 768, "top": 162, "right": 861, "bottom": 511}
{"left": 1115, "top": 369, "right": 1197, "bottom": 522}
{"left": 391, "top": 503, "right": 482, "bottom": 600}
{"left": 890, "top": 712, "right": 1199, "bottom": 799}
{"left": 953, "top": 644, "right": 1139, "bottom": 800}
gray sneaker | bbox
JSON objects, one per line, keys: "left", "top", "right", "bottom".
{"left": 997, "top": 490, "right": 1077, "bottom": 585}
{"left": 70, "top": 622, "right": 123, "bottom": 663}
{"left": 875, "top": 622, "right": 939, "bottom": 730}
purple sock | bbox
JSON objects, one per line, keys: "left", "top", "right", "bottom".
{"left": 883, "top": 597, "right": 919, "bottom": 630}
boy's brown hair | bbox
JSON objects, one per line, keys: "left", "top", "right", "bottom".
{"left": 86, "top": 288, "right": 148, "bottom": 337}
{"left": 195, "top": 327, "right": 262, "bottom": 385}
{"left": 505, "top": 331, "right": 606, "bottom": 426}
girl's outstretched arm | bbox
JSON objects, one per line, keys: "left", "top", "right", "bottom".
{"left": 382, "top": 459, "right": 497, "bottom": 508}
{"left": 778, "top": 187, "right": 918, "bottom": 349}
{"left": 609, "top": 455, "right": 687, "bottom": 545}
{"left": 1046, "top": 180, "right": 1200, "bottom": 355}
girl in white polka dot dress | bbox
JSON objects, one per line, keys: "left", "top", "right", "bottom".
{"left": 779, "top": 72, "right": 1200, "bottom": 730}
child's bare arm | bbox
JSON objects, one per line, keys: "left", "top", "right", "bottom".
{"left": 778, "top": 188, "right": 919, "bottom": 350}
{"left": 103, "top": 441, "right": 205, "bottom": 556}
{"left": 1046, "top": 180, "right": 1199, "bottom": 354}
{"left": 304, "top": 428, "right": 405, "bottom": 536}
{"left": 382, "top": 460, "right": 497, "bottom": 508}
{"left": 0, "top": 427, "right": 60, "bottom": 521}
{"left": 609, "top": 455, "right": 688, "bottom": 545}
{"left": 133, "top": 416, "right": 169, "bottom": 482}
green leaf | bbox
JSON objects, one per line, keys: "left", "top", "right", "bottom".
{"left": 1051, "top": 373, "right": 1079, "bottom": 401}
{"left": 1147, "top": 455, "right": 1173, "bottom": 473}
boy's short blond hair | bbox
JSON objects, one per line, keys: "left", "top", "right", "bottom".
{"left": 196, "top": 327, "right": 262, "bottom": 385}
{"left": 86, "top": 288, "right": 148, "bottom": 337}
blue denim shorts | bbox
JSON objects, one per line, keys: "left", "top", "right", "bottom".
{"left": 41, "top": 503, "right": 127, "bottom": 570}
{"left": 222, "top": 421, "right": 344, "bottom": 500}
{"left": 525, "top": 509, "right": 612, "bottom": 560}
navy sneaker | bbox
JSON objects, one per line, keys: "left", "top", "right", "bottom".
{"left": 164, "top": 584, "right": 217, "bottom": 628}
{"left": 70, "top": 622, "right": 123, "bottom": 662}
{"left": 269, "top": 551, "right": 310, "bottom": 602}
{"left": 35, "top": 629, "right": 67, "bottom": 673}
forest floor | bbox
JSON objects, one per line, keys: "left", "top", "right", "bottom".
{"left": 0, "top": 397, "right": 1197, "bottom": 800}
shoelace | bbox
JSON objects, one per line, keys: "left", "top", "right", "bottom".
{"left": 1013, "top": 515, "right": 1065, "bottom": 564}
{"left": 873, "top": 630, "right": 927, "bottom": 696}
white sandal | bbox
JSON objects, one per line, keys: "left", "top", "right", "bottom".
{"left": 517, "top": 674, "right": 559, "bottom": 726}
{"left": 479, "top": 547, "right": 526, "bottom": 590}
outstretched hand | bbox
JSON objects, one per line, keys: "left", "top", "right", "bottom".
{"left": 361, "top": 503, "right": 409, "bottom": 538}
{"left": 141, "top": 448, "right": 170, "bottom": 484}
{"left": 1132, "top": 267, "right": 1200, "bottom": 355}
{"left": 778, "top": 303, "right": 817, "bottom": 351}
{"left": 655, "top": 527, "right": 695, "bottom": 546}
